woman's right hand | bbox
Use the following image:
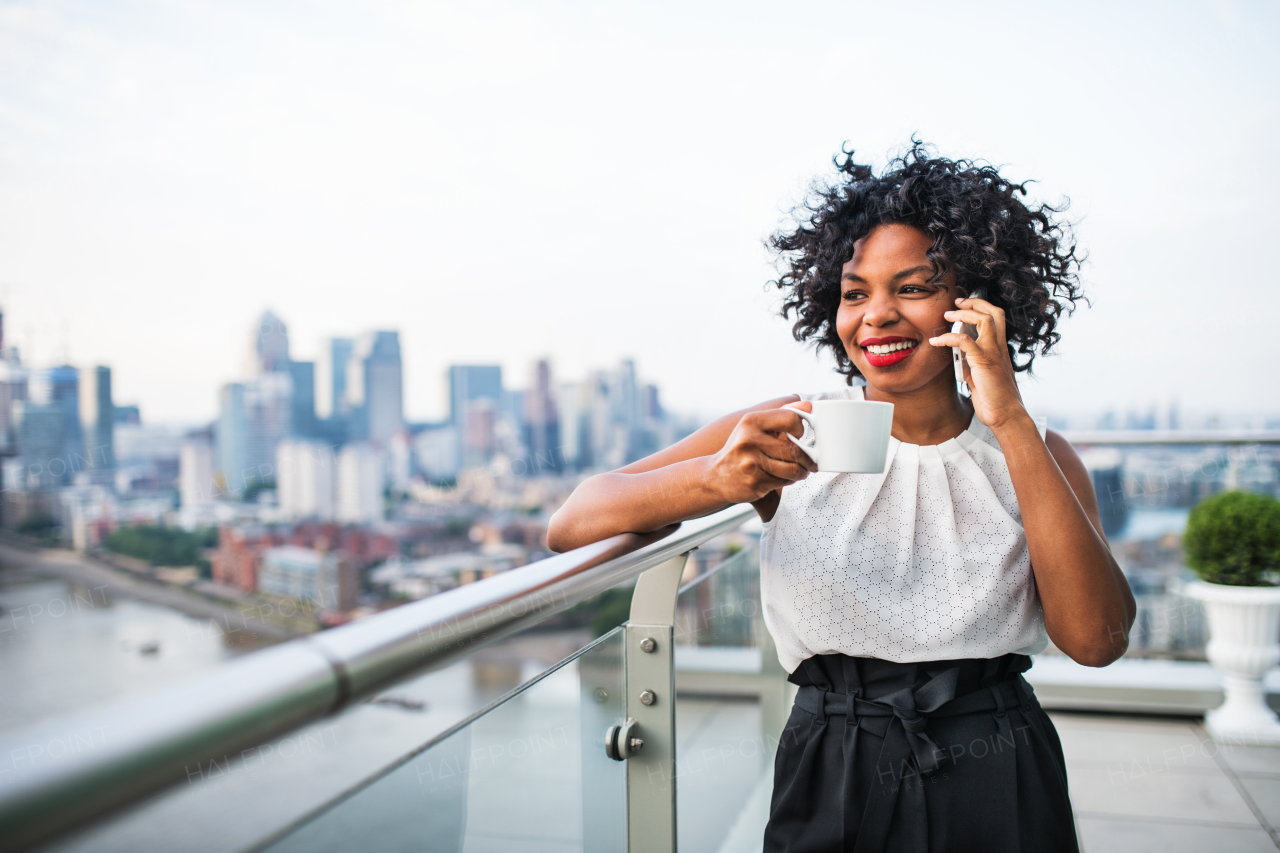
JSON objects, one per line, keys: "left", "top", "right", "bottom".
{"left": 704, "top": 403, "right": 817, "bottom": 503}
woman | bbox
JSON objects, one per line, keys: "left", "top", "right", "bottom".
{"left": 548, "top": 144, "right": 1135, "bottom": 852}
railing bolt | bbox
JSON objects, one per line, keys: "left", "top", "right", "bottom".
{"left": 639, "top": 690, "right": 656, "bottom": 706}
{"left": 639, "top": 637, "right": 657, "bottom": 653}
{"left": 629, "top": 737, "right": 644, "bottom": 752}
{"left": 592, "top": 687, "right": 609, "bottom": 703}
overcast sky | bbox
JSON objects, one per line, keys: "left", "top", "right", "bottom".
{"left": 1, "top": 0, "right": 1277, "bottom": 426}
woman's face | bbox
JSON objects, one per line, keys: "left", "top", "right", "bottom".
{"left": 835, "top": 223, "right": 960, "bottom": 395}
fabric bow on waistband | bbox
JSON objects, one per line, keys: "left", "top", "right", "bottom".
{"left": 797, "top": 667, "right": 962, "bottom": 775}
{"left": 844, "top": 667, "right": 959, "bottom": 775}
{"left": 793, "top": 667, "right": 1028, "bottom": 853}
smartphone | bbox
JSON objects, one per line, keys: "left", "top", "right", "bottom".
{"left": 952, "top": 288, "right": 986, "bottom": 396}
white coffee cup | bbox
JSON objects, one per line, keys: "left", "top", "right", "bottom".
{"left": 783, "top": 400, "right": 894, "bottom": 473}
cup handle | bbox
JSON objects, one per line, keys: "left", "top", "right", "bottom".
{"left": 782, "top": 406, "right": 818, "bottom": 466}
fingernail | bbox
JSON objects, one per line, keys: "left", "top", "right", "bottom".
{"left": 928, "top": 337, "right": 940, "bottom": 344}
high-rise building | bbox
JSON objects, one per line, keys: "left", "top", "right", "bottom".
{"left": 316, "top": 338, "right": 354, "bottom": 421}
{"left": 346, "top": 332, "right": 403, "bottom": 446}
{"left": 315, "top": 337, "right": 354, "bottom": 445}
{"left": 217, "top": 383, "right": 248, "bottom": 494}
{"left": 288, "top": 360, "right": 317, "bottom": 438}
{"left": 15, "top": 403, "right": 61, "bottom": 489}
{"left": 559, "top": 360, "right": 669, "bottom": 472}
{"left": 388, "top": 430, "right": 412, "bottom": 493}
{"left": 244, "top": 372, "right": 292, "bottom": 486}
{"left": 250, "top": 310, "right": 291, "bottom": 374}
{"left": 337, "top": 443, "right": 384, "bottom": 524}
{"left": 180, "top": 433, "right": 216, "bottom": 511}
{"left": 461, "top": 398, "right": 498, "bottom": 469}
{"left": 449, "top": 365, "right": 503, "bottom": 427}
{"left": 449, "top": 365, "right": 502, "bottom": 470}
{"left": 413, "top": 426, "right": 459, "bottom": 481}
{"left": 585, "top": 368, "right": 622, "bottom": 470}
{"left": 219, "top": 312, "right": 301, "bottom": 496}
{"left": 79, "top": 366, "right": 114, "bottom": 484}
{"left": 0, "top": 352, "right": 27, "bottom": 453}
{"left": 17, "top": 366, "right": 82, "bottom": 488}
{"left": 556, "top": 381, "right": 584, "bottom": 470}
{"left": 523, "top": 359, "right": 562, "bottom": 474}
{"left": 277, "top": 439, "right": 335, "bottom": 520}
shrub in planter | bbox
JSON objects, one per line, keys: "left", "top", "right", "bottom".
{"left": 1184, "top": 491, "right": 1280, "bottom": 587}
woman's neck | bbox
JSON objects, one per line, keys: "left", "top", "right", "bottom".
{"left": 864, "top": 373, "right": 973, "bottom": 446}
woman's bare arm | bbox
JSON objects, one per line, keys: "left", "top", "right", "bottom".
{"left": 1008, "top": 425, "right": 1136, "bottom": 666}
{"left": 934, "top": 295, "right": 1135, "bottom": 667}
{"left": 546, "top": 396, "right": 814, "bottom": 552}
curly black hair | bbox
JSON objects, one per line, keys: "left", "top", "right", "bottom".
{"left": 771, "top": 140, "right": 1085, "bottom": 382}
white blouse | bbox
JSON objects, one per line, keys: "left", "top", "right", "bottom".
{"left": 760, "top": 385, "right": 1049, "bottom": 672}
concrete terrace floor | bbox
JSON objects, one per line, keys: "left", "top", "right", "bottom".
{"left": 1053, "top": 711, "right": 1280, "bottom": 852}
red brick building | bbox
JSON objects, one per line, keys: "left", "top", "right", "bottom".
{"left": 211, "top": 522, "right": 402, "bottom": 595}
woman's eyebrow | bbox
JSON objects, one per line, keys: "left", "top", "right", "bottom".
{"left": 842, "top": 265, "right": 933, "bottom": 284}
{"left": 891, "top": 265, "right": 932, "bottom": 281}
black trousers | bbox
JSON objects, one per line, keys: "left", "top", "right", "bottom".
{"left": 763, "top": 654, "right": 1077, "bottom": 853}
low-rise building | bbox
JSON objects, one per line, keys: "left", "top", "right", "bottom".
{"left": 259, "top": 545, "right": 358, "bottom": 613}
{"left": 211, "top": 524, "right": 278, "bottom": 592}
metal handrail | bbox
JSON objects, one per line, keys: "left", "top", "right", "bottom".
{"left": 0, "top": 505, "right": 757, "bottom": 853}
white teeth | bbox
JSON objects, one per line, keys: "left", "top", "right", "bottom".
{"left": 866, "top": 341, "right": 916, "bottom": 355}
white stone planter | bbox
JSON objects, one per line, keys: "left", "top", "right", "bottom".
{"left": 1186, "top": 580, "right": 1280, "bottom": 745}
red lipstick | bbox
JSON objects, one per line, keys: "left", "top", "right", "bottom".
{"left": 858, "top": 335, "right": 919, "bottom": 368}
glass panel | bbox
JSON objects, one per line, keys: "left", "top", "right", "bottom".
{"left": 259, "top": 627, "right": 627, "bottom": 853}
{"left": 674, "top": 545, "right": 779, "bottom": 853}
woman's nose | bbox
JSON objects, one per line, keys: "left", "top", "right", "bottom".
{"left": 861, "top": 292, "right": 900, "bottom": 326}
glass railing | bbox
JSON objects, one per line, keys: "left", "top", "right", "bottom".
{"left": 1055, "top": 433, "right": 1280, "bottom": 661}
{"left": 0, "top": 507, "right": 756, "bottom": 853}
{"left": 673, "top": 544, "right": 783, "bottom": 853}
{"left": 5, "top": 432, "right": 1279, "bottom": 853}
{"left": 259, "top": 628, "right": 627, "bottom": 853}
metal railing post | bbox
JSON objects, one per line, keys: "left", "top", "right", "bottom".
{"left": 624, "top": 551, "right": 691, "bottom": 853}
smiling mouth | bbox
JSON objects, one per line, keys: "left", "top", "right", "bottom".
{"left": 859, "top": 336, "right": 919, "bottom": 367}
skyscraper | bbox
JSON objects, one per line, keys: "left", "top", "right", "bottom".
{"left": 449, "top": 365, "right": 503, "bottom": 427}
{"left": 0, "top": 351, "right": 27, "bottom": 453}
{"left": 244, "top": 371, "right": 292, "bottom": 485}
{"left": 523, "top": 359, "right": 562, "bottom": 474}
{"left": 79, "top": 366, "right": 114, "bottom": 484}
{"left": 316, "top": 338, "right": 354, "bottom": 421}
{"left": 217, "top": 383, "right": 248, "bottom": 494}
{"left": 449, "top": 365, "right": 503, "bottom": 470}
{"left": 17, "top": 367, "right": 82, "bottom": 488}
{"left": 217, "top": 312, "right": 298, "bottom": 496}
{"left": 288, "top": 360, "right": 317, "bottom": 438}
{"left": 316, "top": 337, "right": 355, "bottom": 445}
{"left": 250, "top": 310, "right": 291, "bottom": 374}
{"left": 180, "top": 432, "right": 216, "bottom": 511}
{"left": 347, "top": 332, "right": 403, "bottom": 445}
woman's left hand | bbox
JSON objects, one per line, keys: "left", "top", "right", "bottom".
{"left": 928, "top": 296, "right": 1028, "bottom": 430}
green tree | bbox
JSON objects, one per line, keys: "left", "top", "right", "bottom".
{"left": 104, "top": 525, "right": 214, "bottom": 568}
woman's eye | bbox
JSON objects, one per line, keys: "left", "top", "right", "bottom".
{"left": 842, "top": 290, "right": 865, "bottom": 301}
